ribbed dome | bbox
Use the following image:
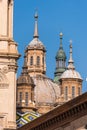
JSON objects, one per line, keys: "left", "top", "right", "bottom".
{"left": 27, "top": 38, "right": 46, "bottom": 51}
{"left": 27, "top": 12, "right": 46, "bottom": 51}
{"left": 32, "top": 75, "right": 60, "bottom": 105}
{"left": 60, "top": 69, "right": 82, "bottom": 80}
{"left": 60, "top": 40, "right": 82, "bottom": 80}
{"left": 17, "top": 74, "right": 34, "bottom": 86}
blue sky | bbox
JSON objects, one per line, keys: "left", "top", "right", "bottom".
{"left": 14, "top": 0, "right": 87, "bottom": 93}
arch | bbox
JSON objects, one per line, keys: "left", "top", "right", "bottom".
{"left": 30, "top": 56, "right": 33, "bottom": 66}
{"left": 72, "top": 86, "right": 75, "bottom": 98}
{"left": 25, "top": 92, "right": 29, "bottom": 106}
{"left": 78, "top": 87, "right": 81, "bottom": 96}
{"left": 65, "top": 86, "right": 68, "bottom": 100}
{"left": 37, "top": 56, "right": 40, "bottom": 66}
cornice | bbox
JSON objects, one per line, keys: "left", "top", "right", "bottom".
{"left": 17, "top": 92, "right": 87, "bottom": 130}
{"left": 0, "top": 52, "right": 20, "bottom": 59}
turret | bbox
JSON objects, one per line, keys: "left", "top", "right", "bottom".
{"left": 25, "top": 11, "right": 46, "bottom": 76}
{"left": 54, "top": 33, "right": 66, "bottom": 84}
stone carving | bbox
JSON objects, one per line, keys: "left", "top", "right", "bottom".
{"left": 2, "top": 66, "right": 8, "bottom": 74}
{"left": 0, "top": 71, "right": 9, "bottom": 88}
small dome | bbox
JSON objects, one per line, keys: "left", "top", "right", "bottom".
{"left": 60, "top": 40, "right": 82, "bottom": 80}
{"left": 60, "top": 69, "right": 82, "bottom": 80}
{"left": 27, "top": 38, "right": 46, "bottom": 51}
{"left": 17, "top": 74, "right": 34, "bottom": 86}
{"left": 56, "top": 49, "right": 66, "bottom": 60}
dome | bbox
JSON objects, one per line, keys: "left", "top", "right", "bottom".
{"left": 56, "top": 49, "right": 66, "bottom": 60}
{"left": 60, "top": 69, "right": 82, "bottom": 80}
{"left": 27, "top": 12, "right": 46, "bottom": 51}
{"left": 32, "top": 75, "right": 60, "bottom": 105}
{"left": 27, "top": 38, "right": 46, "bottom": 51}
{"left": 17, "top": 73, "right": 34, "bottom": 86}
{"left": 16, "top": 111, "right": 40, "bottom": 128}
{"left": 60, "top": 41, "right": 82, "bottom": 80}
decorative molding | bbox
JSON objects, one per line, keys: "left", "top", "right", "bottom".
{"left": 8, "top": 65, "right": 17, "bottom": 72}
{"left": 0, "top": 83, "right": 9, "bottom": 89}
{"left": 0, "top": 71, "right": 9, "bottom": 89}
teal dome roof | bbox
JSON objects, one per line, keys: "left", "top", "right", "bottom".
{"left": 56, "top": 33, "right": 66, "bottom": 60}
{"left": 56, "top": 49, "right": 66, "bottom": 60}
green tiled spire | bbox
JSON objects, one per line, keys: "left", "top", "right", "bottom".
{"left": 54, "top": 33, "right": 66, "bottom": 84}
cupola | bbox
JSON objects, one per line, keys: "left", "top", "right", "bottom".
{"left": 25, "top": 11, "right": 46, "bottom": 76}
{"left": 54, "top": 33, "right": 66, "bottom": 83}
{"left": 59, "top": 40, "right": 83, "bottom": 103}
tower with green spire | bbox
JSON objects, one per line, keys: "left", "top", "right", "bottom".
{"left": 54, "top": 32, "right": 66, "bottom": 84}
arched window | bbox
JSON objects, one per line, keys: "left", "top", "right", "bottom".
{"left": 19, "top": 92, "right": 22, "bottom": 104}
{"left": 72, "top": 86, "right": 75, "bottom": 98}
{"left": 37, "top": 56, "right": 40, "bottom": 66}
{"left": 30, "top": 56, "right": 33, "bottom": 66}
{"left": 42, "top": 57, "right": 44, "bottom": 65}
{"left": 65, "top": 86, "right": 68, "bottom": 100}
{"left": 78, "top": 87, "right": 81, "bottom": 96}
{"left": 25, "top": 92, "right": 28, "bottom": 106}
{"left": 59, "top": 60, "right": 62, "bottom": 67}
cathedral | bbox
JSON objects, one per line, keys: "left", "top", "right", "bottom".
{"left": 0, "top": 0, "right": 85, "bottom": 130}
{"left": 16, "top": 10, "right": 83, "bottom": 127}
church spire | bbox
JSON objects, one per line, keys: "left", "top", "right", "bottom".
{"left": 68, "top": 40, "right": 75, "bottom": 70}
{"left": 33, "top": 11, "right": 39, "bottom": 38}
{"left": 22, "top": 53, "right": 28, "bottom": 75}
{"left": 54, "top": 32, "right": 66, "bottom": 84}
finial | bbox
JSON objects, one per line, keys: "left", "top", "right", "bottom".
{"left": 34, "top": 9, "right": 38, "bottom": 20}
{"left": 59, "top": 32, "right": 63, "bottom": 49}
{"left": 68, "top": 40, "right": 75, "bottom": 70}
{"left": 60, "top": 32, "right": 63, "bottom": 38}
{"left": 22, "top": 53, "right": 28, "bottom": 75}
{"left": 33, "top": 10, "right": 39, "bottom": 38}
{"left": 70, "top": 39, "right": 72, "bottom": 48}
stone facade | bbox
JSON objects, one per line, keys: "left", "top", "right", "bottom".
{"left": 0, "top": 0, "right": 20, "bottom": 129}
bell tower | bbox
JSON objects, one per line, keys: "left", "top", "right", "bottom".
{"left": 0, "top": 0, "right": 20, "bottom": 129}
